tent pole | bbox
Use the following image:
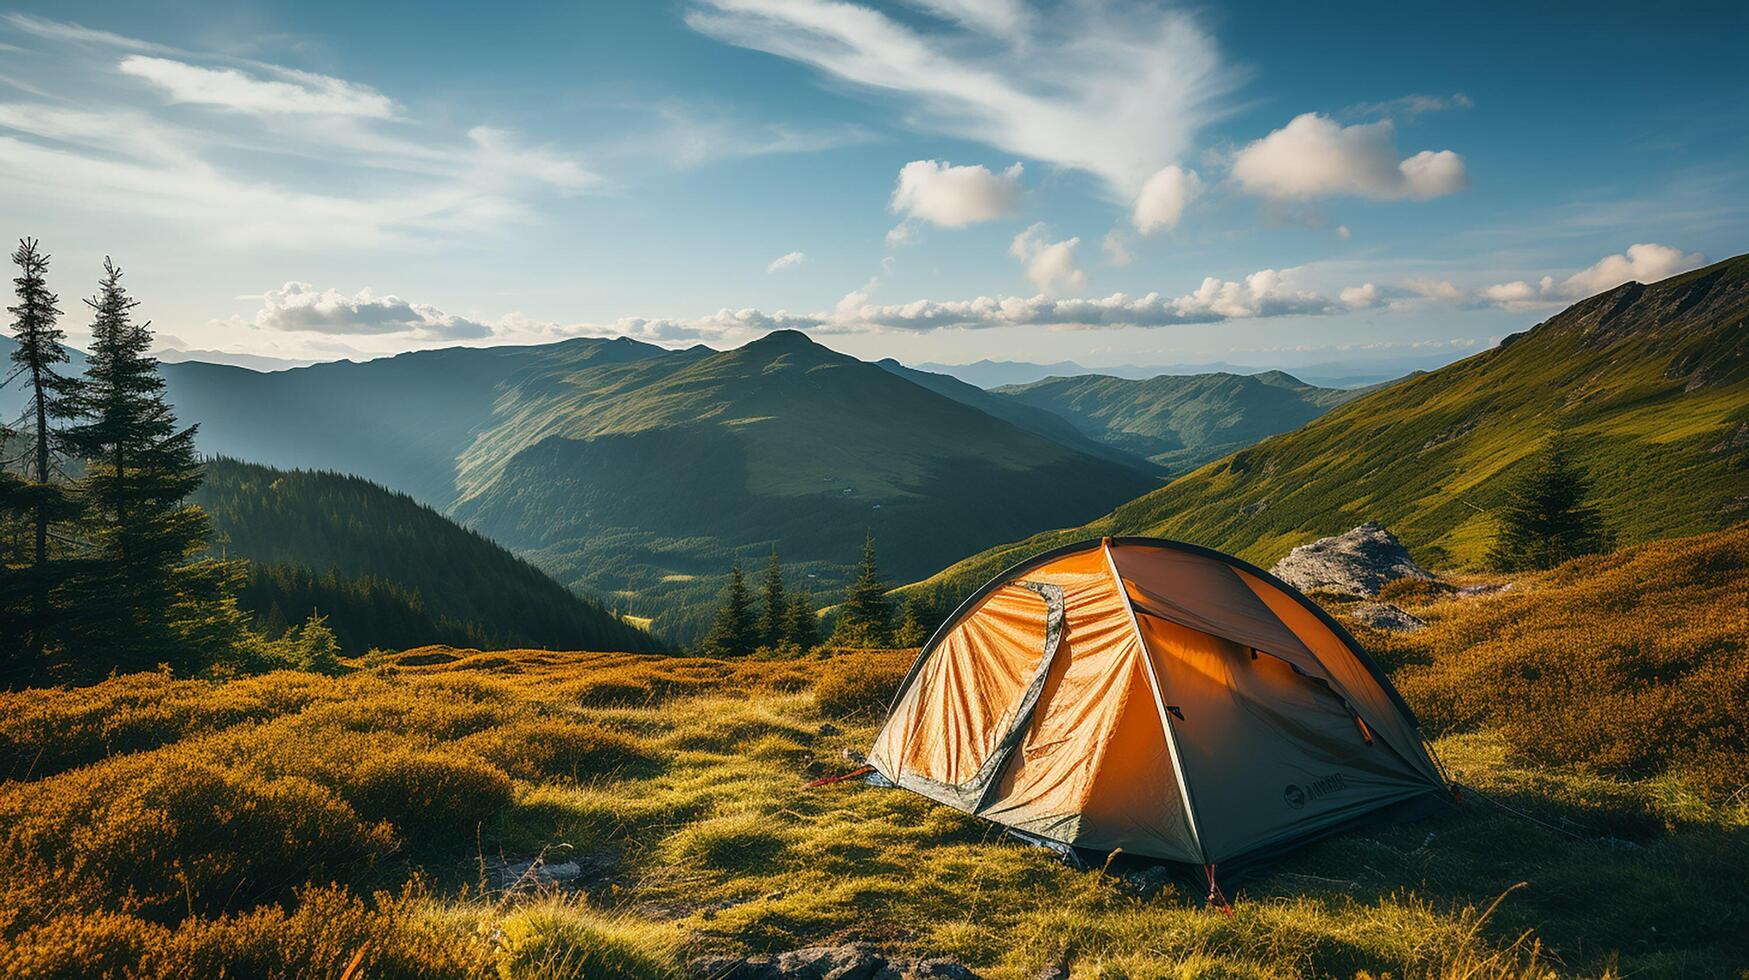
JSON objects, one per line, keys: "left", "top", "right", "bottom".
{"left": 1103, "top": 537, "right": 1207, "bottom": 863}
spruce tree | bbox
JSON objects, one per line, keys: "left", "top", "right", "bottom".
{"left": 831, "top": 531, "right": 891, "bottom": 647}
{"left": 782, "top": 587, "right": 819, "bottom": 650}
{"left": 892, "top": 595, "right": 928, "bottom": 648}
{"left": 1487, "top": 439, "right": 1612, "bottom": 571}
{"left": 700, "top": 561, "right": 758, "bottom": 657}
{"left": 62, "top": 258, "right": 234, "bottom": 672}
{"left": 4, "top": 238, "right": 81, "bottom": 677}
{"left": 758, "top": 547, "right": 786, "bottom": 648}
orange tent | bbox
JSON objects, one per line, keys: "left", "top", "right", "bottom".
{"left": 869, "top": 537, "right": 1448, "bottom": 872}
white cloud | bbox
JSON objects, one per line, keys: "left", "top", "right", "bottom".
{"left": 119, "top": 55, "right": 397, "bottom": 117}
{"left": 687, "top": 0, "right": 1232, "bottom": 196}
{"left": 1336, "top": 225, "right": 1351, "bottom": 239}
{"left": 237, "top": 282, "right": 494, "bottom": 339}
{"left": 1009, "top": 223, "right": 1085, "bottom": 295}
{"left": 1339, "top": 283, "right": 1379, "bottom": 308}
{"left": 766, "top": 250, "right": 807, "bottom": 273}
{"left": 1232, "top": 113, "right": 1467, "bottom": 201}
{"left": 0, "top": 20, "right": 601, "bottom": 248}
{"left": 1347, "top": 92, "right": 1474, "bottom": 118}
{"left": 1480, "top": 243, "right": 1706, "bottom": 310}
{"left": 890, "top": 160, "right": 1022, "bottom": 228}
{"left": 1560, "top": 242, "right": 1705, "bottom": 296}
{"left": 885, "top": 222, "right": 917, "bottom": 248}
{"left": 1131, "top": 165, "right": 1201, "bottom": 234}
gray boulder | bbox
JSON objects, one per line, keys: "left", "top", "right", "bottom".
{"left": 1269, "top": 522, "right": 1433, "bottom": 598}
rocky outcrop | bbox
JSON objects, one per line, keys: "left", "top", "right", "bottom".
{"left": 1349, "top": 602, "right": 1427, "bottom": 633}
{"left": 692, "top": 944, "right": 979, "bottom": 979}
{"left": 1269, "top": 522, "right": 1433, "bottom": 598}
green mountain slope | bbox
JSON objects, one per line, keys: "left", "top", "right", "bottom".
{"left": 916, "top": 254, "right": 1749, "bottom": 599}
{"left": 193, "top": 458, "right": 659, "bottom": 654}
{"left": 444, "top": 330, "right": 1159, "bottom": 639}
{"left": 874, "top": 358, "right": 1163, "bottom": 473}
{"left": 991, "top": 369, "right": 1374, "bottom": 473}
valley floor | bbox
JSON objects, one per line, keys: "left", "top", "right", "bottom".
{"left": 2, "top": 526, "right": 1747, "bottom": 978}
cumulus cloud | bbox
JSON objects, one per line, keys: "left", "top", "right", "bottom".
{"left": 1232, "top": 113, "right": 1467, "bottom": 201}
{"left": 1339, "top": 283, "right": 1380, "bottom": 308}
{"left": 1481, "top": 243, "right": 1706, "bottom": 310}
{"left": 1131, "top": 165, "right": 1201, "bottom": 234}
{"left": 766, "top": 250, "right": 807, "bottom": 273}
{"left": 241, "top": 282, "right": 493, "bottom": 339}
{"left": 890, "top": 160, "right": 1022, "bottom": 228}
{"left": 119, "top": 56, "right": 397, "bottom": 117}
{"left": 687, "top": 0, "right": 1232, "bottom": 197}
{"left": 1009, "top": 223, "right": 1086, "bottom": 295}
{"left": 831, "top": 267, "right": 1337, "bottom": 332}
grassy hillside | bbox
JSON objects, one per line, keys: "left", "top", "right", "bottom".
{"left": 992, "top": 369, "right": 1375, "bottom": 473}
{"left": 1, "top": 525, "right": 1744, "bottom": 977}
{"left": 918, "top": 255, "right": 1749, "bottom": 599}
{"left": 444, "top": 330, "right": 1157, "bottom": 641}
{"left": 193, "top": 458, "right": 659, "bottom": 654}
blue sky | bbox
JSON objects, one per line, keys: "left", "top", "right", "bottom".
{"left": 1, "top": 1, "right": 1744, "bottom": 370}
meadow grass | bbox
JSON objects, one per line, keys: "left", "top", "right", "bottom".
{"left": 1, "top": 529, "right": 1746, "bottom": 977}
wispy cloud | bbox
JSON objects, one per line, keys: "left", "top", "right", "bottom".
{"left": 1346, "top": 92, "right": 1474, "bottom": 119}
{"left": 686, "top": 0, "right": 1235, "bottom": 199}
{"left": 0, "top": 16, "right": 600, "bottom": 248}
{"left": 766, "top": 250, "right": 807, "bottom": 273}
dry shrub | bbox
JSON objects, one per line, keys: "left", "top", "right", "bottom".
{"left": 0, "top": 910, "right": 171, "bottom": 978}
{"left": 1375, "top": 576, "right": 1458, "bottom": 605}
{"left": 350, "top": 748, "right": 515, "bottom": 846}
{"left": 461, "top": 718, "right": 665, "bottom": 782}
{"left": 811, "top": 651, "right": 912, "bottom": 719}
{"left": 140, "top": 884, "right": 488, "bottom": 979}
{"left": 0, "top": 670, "right": 326, "bottom": 781}
{"left": 0, "top": 754, "right": 394, "bottom": 926}
{"left": 1392, "top": 524, "right": 1749, "bottom": 796}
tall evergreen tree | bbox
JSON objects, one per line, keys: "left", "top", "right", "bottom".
{"left": 1487, "top": 438, "right": 1612, "bottom": 571}
{"left": 700, "top": 561, "right": 758, "bottom": 657}
{"left": 62, "top": 258, "right": 234, "bottom": 672}
{"left": 758, "top": 547, "right": 786, "bottom": 647}
{"left": 782, "top": 587, "right": 819, "bottom": 650}
{"left": 4, "top": 238, "right": 81, "bottom": 676}
{"left": 831, "top": 531, "right": 892, "bottom": 647}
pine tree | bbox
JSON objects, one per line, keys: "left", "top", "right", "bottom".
{"left": 892, "top": 595, "right": 929, "bottom": 648}
{"left": 831, "top": 531, "right": 891, "bottom": 647}
{"left": 1487, "top": 439, "right": 1612, "bottom": 571}
{"left": 4, "top": 238, "right": 82, "bottom": 677}
{"left": 62, "top": 258, "right": 234, "bottom": 672}
{"left": 782, "top": 587, "right": 819, "bottom": 650}
{"left": 700, "top": 561, "right": 758, "bottom": 657}
{"left": 758, "top": 547, "right": 786, "bottom": 648}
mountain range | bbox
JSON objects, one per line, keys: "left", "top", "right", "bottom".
{"left": 125, "top": 331, "right": 1160, "bottom": 640}
{"left": 912, "top": 254, "right": 1749, "bottom": 601}
{"left": 913, "top": 349, "right": 1471, "bottom": 389}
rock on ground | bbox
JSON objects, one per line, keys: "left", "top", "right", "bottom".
{"left": 1269, "top": 522, "right": 1433, "bottom": 598}
{"left": 1349, "top": 602, "right": 1428, "bottom": 632}
{"left": 691, "top": 943, "right": 979, "bottom": 979}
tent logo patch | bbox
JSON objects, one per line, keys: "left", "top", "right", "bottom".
{"left": 1284, "top": 772, "right": 1347, "bottom": 809}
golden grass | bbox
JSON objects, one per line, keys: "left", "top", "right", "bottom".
{"left": 2, "top": 531, "right": 1747, "bottom": 976}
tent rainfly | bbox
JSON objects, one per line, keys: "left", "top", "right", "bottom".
{"left": 869, "top": 537, "right": 1450, "bottom": 876}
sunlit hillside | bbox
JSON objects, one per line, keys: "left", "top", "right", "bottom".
{"left": 916, "top": 256, "right": 1749, "bottom": 602}
{"left": 3, "top": 524, "right": 1744, "bottom": 977}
